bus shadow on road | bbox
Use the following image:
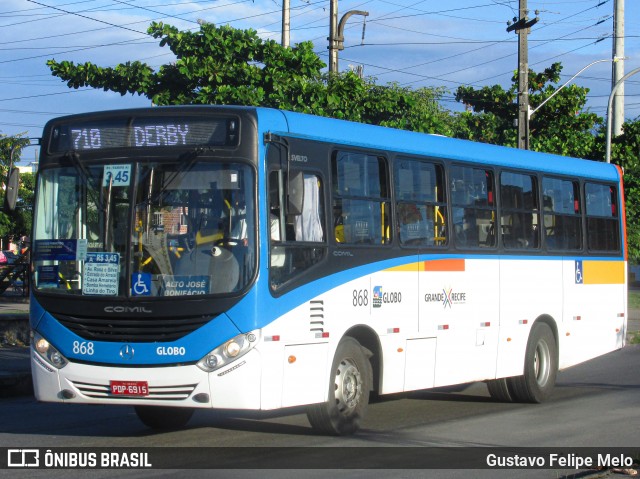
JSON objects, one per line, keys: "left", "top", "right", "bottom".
{"left": 370, "top": 381, "right": 496, "bottom": 404}
{"left": 188, "top": 407, "right": 317, "bottom": 436}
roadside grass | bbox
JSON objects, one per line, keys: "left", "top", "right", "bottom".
{"left": 630, "top": 289, "right": 640, "bottom": 310}
{"left": 629, "top": 290, "right": 640, "bottom": 345}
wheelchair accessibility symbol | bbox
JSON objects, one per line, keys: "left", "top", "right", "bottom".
{"left": 575, "top": 260, "right": 583, "bottom": 284}
{"left": 132, "top": 273, "right": 151, "bottom": 296}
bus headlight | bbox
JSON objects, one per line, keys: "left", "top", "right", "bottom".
{"left": 197, "top": 330, "right": 259, "bottom": 373}
{"left": 32, "top": 331, "right": 68, "bottom": 369}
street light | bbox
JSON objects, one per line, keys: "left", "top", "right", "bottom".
{"left": 328, "top": 7, "right": 368, "bottom": 74}
{"left": 527, "top": 58, "right": 617, "bottom": 149}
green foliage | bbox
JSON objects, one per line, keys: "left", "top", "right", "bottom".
{"left": 0, "top": 134, "right": 30, "bottom": 170}
{"left": 48, "top": 22, "right": 327, "bottom": 109}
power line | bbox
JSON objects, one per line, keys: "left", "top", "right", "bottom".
{"left": 24, "top": 0, "right": 150, "bottom": 35}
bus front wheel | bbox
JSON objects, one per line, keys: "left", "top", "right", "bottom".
{"left": 134, "top": 405, "right": 194, "bottom": 430}
{"left": 306, "top": 337, "right": 372, "bottom": 435}
{"left": 508, "top": 322, "right": 558, "bottom": 403}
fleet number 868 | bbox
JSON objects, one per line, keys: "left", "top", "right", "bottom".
{"left": 353, "top": 289, "right": 368, "bottom": 307}
{"left": 73, "top": 341, "right": 95, "bottom": 355}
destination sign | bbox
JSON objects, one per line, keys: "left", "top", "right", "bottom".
{"left": 49, "top": 116, "right": 239, "bottom": 152}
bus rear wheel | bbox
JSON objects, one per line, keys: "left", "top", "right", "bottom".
{"left": 486, "top": 378, "right": 514, "bottom": 402}
{"left": 134, "top": 405, "right": 194, "bottom": 430}
{"left": 508, "top": 322, "right": 557, "bottom": 403}
{"left": 306, "top": 337, "right": 372, "bottom": 435}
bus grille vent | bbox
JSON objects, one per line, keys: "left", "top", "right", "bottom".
{"left": 53, "top": 313, "right": 214, "bottom": 343}
{"left": 71, "top": 380, "right": 198, "bottom": 401}
{"left": 309, "top": 300, "right": 324, "bottom": 333}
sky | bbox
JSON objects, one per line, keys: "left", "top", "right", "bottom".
{"left": 1, "top": 0, "right": 639, "bottom": 164}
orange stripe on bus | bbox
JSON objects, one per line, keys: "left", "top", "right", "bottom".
{"left": 422, "top": 259, "right": 466, "bottom": 272}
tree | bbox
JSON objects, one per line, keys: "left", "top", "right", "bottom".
{"left": 49, "top": 22, "right": 324, "bottom": 108}
{"left": 47, "top": 22, "right": 451, "bottom": 133}
{"left": 454, "top": 63, "right": 602, "bottom": 158}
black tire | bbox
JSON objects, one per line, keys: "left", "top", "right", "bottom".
{"left": 486, "top": 378, "right": 514, "bottom": 402}
{"left": 134, "top": 405, "right": 194, "bottom": 430}
{"left": 508, "top": 322, "right": 558, "bottom": 403}
{"left": 306, "top": 337, "right": 372, "bottom": 435}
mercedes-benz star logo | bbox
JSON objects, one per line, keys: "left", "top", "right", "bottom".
{"left": 120, "top": 344, "right": 135, "bottom": 360}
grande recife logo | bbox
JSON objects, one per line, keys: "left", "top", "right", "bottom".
{"left": 424, "top": 288, "right": 467, "bottom": 308}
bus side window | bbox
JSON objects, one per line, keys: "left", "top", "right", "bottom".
{"left": 500, "top": 172, "right": 539, "bottom": 249}
{"left": 450, "top": 165, "right": 496, "bottom": 248}
{"left": 542, "top": 177, "right": 582, "bottom": 251}
{"left": 332, "top": 151, "right": 390, "bottom": 245}
{"left": 585, "top": 182, "right": 620, "bottom": 252}
{"left": 394, "top": 158, "right": 447, "bottom": 247}
{"left": 268, "top": 169, "right": 326, "bottom": 291}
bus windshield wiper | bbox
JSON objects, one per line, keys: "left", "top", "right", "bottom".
{"left": 63, "top": 150, "right": 104, "bottom": 211}
{"left": 149, "top": 146, "right": 211, "bottom": 204}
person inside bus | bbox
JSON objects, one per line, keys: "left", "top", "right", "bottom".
{"left": 454, "top": 208, "right": 478, "bottom": 247}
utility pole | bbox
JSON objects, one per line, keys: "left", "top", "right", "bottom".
{"left": 507, "top": 0, "right": 538, "bottom": 150}
{"left": 612, "top": 0, "right": 625, "bottom": 136}
{"left": 329, "top": 0, "right": 339, "bottom": 73}
{"left": 281, "top": 0, "right": 290, "bottom": 47}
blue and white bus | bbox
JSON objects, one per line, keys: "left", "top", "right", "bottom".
{"left": 30, "top": 106, "right": 627, "bottom": 435}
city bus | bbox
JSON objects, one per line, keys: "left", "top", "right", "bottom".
{"left": 30, "top": 106, "right": 627, "bottom": 435}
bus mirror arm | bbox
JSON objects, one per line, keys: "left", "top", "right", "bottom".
{"left": 264, "top": 133, "right": 304, "bottom": 216}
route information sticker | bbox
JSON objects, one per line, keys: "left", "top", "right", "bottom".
{"left": 83, "top": 253, "right": 120, "bottom": 296}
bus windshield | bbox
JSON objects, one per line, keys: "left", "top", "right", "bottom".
{"left": 33, "top": 160, "right": 256, "bottom": 298}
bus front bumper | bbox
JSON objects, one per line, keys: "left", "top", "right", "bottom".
{"left": 31, "top": 348, "right": 262, "bottom": 410}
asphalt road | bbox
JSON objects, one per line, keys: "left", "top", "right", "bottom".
{"left": 0, "top": 345, "right": 638, "bottom": 478}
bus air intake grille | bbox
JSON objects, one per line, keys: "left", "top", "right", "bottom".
{"left": 70, "top": 380, "right": 198, "bottom": 400}
{"left": 52, "top": 313, "right": 215, "bottom": 342}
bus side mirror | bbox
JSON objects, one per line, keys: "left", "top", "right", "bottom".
{"left": 287, "top": 170, "right": 304, "bottom": 216}
{"left": 3, "top": 167, "right": 19, "bottom": 212}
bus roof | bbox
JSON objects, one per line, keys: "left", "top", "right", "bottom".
{"left": 264, "top": 108, "right": 620, "bottom": 183}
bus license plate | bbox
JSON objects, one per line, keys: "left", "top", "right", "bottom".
{"left": 110, "top": 380, "right": 149, "bottom": 397}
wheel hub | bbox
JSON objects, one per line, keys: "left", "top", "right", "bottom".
{"left": 334, "top": 358, "right": 362, "bottom": 414}
{"left": 534, "top": 340, "right": 551, "bottom": 387}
